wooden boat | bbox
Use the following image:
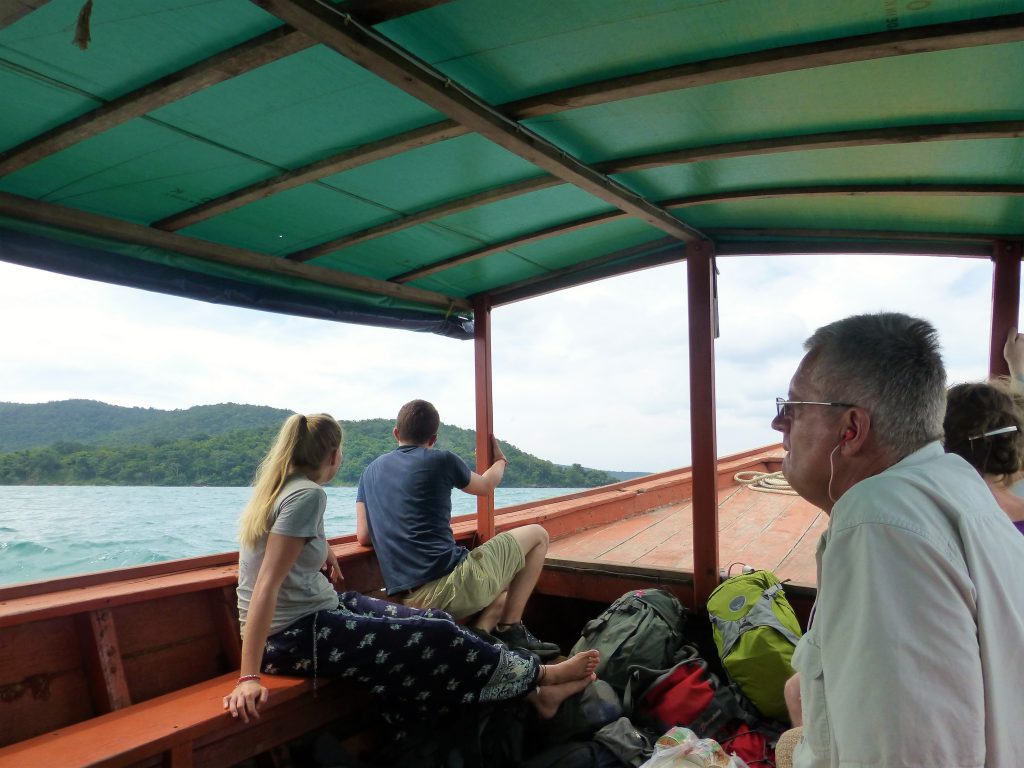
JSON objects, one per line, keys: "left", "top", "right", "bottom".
{"left": 1, "top": 1, "right": 1021, "bottom": 765}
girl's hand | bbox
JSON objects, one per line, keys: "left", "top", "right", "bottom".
{"left": 322, "top": 550, "right": 343, "bottom": 587}
{"left": 223, "top": 679, "right": 268, "bottom": 723}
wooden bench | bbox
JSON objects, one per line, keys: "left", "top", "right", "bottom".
{"left": 0, "top": 542, "right": 391, "bottom": 766}
{"left": 0, "top": 672, "right": 359, "bottom": 768}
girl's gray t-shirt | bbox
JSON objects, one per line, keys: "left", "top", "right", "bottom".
{"left": 236, "top": 476, "right": 339, "bottom": 635}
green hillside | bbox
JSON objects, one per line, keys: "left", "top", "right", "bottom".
{"left": 0, "top": 401, "right": 620, "bottom": 488}
{"left": 0, "top": 399, "right": 292, "bottom": 452}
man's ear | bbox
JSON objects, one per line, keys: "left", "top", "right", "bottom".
{"left": 842, "top": 409, "right": 871, "bottom": 452}
{"left": 393, "top": 427, "right": 400, "bottom": 442}
{"left": 427, "top": 434, "right": 438, "bottom": 447}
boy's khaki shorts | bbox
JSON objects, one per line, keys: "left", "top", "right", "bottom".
{"left": 404, "top": 531, "right": 524, "bottom": 619}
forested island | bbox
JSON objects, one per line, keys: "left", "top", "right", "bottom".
{"left": 0, "top": 400, "right": 639, "bottom": 487}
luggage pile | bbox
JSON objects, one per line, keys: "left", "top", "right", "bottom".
{"left": 368, "top": 574, "right": 802, "bottom": 767}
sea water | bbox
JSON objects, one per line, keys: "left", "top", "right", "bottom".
{"left": 0, "top": 486, "right": 581, "bottom": 587}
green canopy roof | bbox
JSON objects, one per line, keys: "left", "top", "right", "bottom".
{"left": 2, "top": 0, "right": 1023, "bottom": 336}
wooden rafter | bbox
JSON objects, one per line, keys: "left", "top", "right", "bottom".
{"left": 601, "top": 121, "right": 1024, "bottom": 174}
{"left": 0, "top": 2, "right": 452, "bottom": 178}
{"left": 0, "top": 192, "right": 469, "bottom": 310}
{"left": 661, "top": 184, "right": 1024, "bottom": 209}
{"left": 151, "top": 13, "right": 1024, "bottom": 236}
{"left": 390, "top": 211, "right": 627, "bottom": 284}
{"left": 249, "top": 0, "right": 706, "bottom": 245}
{"left": 507, "top": 13, "right": 1024, "bottom": 119}
{"left": 153, "top": 122, "right": 466, "bottom": 231}
{"left": 0, "top": 0, "right": 50, "bottom": 30}
{"left": 486, "top": 237, "right": 685, "bottom": 307}
{"left": 0, "top": 27, "right": 314, "bottom": 178}
{"left": 280, "top": 120, "right": 1024, "bottom": 261}
{"left": 704, "top": 226, "right": 999, "bottom": 245}
{"left": 488, "top": 225, "right": 1007, "bottom": 307}
{"left": 714, "top": 239, "right": 993, "bottom": 258}
{"left": 287, "top": 175, "right": 558, "bottom": 262}
{"left": 388, "top": 184, "right": 1023, "bottom": 283}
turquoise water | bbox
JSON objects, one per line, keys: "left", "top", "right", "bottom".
{"left": 0, "top": 486, "right": 581, "bottom": 587}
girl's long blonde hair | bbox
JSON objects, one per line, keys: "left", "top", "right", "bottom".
{"left": 239, "top": 413, "right": 342, "bottom": 548}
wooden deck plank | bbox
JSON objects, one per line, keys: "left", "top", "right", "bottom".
{"left": 601, "top": 503, "right": 692, "bottom": 565}
{"left": 545, "top": 505, "right": 675, "bottom": 560}
{"left": 546, "top": 480, "right": 820, "bottom": 587}
{"left": 776, "top": 507, "right": 827, "bottom": 585}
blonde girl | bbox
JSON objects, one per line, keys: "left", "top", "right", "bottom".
{"left": 223, "top": 413, "right": 599, "bottom": 725}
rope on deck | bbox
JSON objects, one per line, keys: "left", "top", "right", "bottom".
{"left": 734, "top": 470, "right": 798, "bottom": 495}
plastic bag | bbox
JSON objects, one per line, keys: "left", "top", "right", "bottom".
{"left": 638, "top": 727, "right": 750, "bottom": 768}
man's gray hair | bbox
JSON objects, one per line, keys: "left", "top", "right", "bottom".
{"left": 804, "top": 312, "right": 946, "bottom": 458}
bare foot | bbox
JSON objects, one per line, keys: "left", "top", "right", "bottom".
{"left": 529, "top": 673, "right": 596, "bottom": 719}
{"left": 539, "top": 649, "right": 600, "bottom": 685}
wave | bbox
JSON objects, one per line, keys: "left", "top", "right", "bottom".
{"left": 1, "top": 540, "right": 52, "bottom": 555}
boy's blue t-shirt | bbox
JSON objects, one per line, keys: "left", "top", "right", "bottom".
{"left": 357, "top": 445, "right": 473, "bottom": 594}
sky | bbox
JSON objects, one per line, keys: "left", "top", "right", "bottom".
{"left": 0, "top": 254, "right": 1001, "bottom": 473}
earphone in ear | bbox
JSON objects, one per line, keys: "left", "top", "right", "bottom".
{"left": 843, "top": 428, "right": 856, "bottom": 442}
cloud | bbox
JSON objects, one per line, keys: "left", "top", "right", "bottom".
{"left": 0, "top": 253, "right": 1006, "bottom": 474}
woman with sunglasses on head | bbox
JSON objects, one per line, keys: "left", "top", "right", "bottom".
{"left": 943, "top": 382, "right": 1024, "bottom": 533}
{"left": 223, "top": 412, "right": 599, "bottom": 725}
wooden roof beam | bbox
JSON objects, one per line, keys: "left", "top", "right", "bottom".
{"left": 153, "top": 121, "right": 467, "bottom": 232}
{"left": 153, "top": 11, "right": 1024, "bottom": 235}
{"left": 0, "top": 27, "right": 315, "bottom": 178}
{"left": 0, "top": 2, "right": 452, "bottom": 178}
{"left": 281, "top": 120, "right": 1024, "bottom": 261}
{"left": 661, "top": 184, "right": 1024, "bottom": 209}
{"left": 0, "top": 0, "right": 50, "bottom": 30}
{"left": 486, "top": 237, "right": 685, "bottom": 307}
{"left": 713, "top": 238, "right": 994, "bottom": 259}
{"left": 250, "top": 0, "right": 706, "bottom": 246}
{"left": 704, "top": 225, "right": 999, "bottom": 246}
{"left": 602, "top": 121, "right": 1024, "bottom": 174}
{"left": 0, "top": 192, "right": 469, "bottom": 311}
{"left": 509, "top": 13, "right": 1024, "bottom": 119}
{"left": 286, "top": 175, "right": 558, "bottom": 262}
{"left": 390, "top": 211, "right": 627, "bottom": 283}
{"left": 389, "top": 184, "right": 1021, "bottom": 284}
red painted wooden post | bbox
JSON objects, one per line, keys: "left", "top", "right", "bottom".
{"left": 687, "top": 239, "right": 720, "bottom": 609}
{"left": 990, "top": 241, "right": 1022, "bottom": 378}
{"left": 473, "top": 296, "right": 496, "bottom": 543}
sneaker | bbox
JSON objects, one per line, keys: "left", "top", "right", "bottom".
{"left": 493, "top": 622, "right": 561, "bottom": 660}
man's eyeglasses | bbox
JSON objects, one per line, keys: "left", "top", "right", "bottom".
{"left": 775, "top": 398, "right": 857, "bottom": 419}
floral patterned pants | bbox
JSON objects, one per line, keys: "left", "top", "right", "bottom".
{"left": 262, "top": 591, "right": 540, "bottom": 714}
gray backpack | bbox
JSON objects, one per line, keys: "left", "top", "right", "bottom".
{"left": 570, "top": 588, "right": 688, "bottom": 696}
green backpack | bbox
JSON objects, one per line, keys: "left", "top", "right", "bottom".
{"left": 707, "top": 569, "right": 802, "bottom": 721}
{"left": 570, "top": 588, "right": 688, "bottom": 697}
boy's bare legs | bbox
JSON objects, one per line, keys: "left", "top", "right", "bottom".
{"left": 491, "top": 524, "right": 560, "bottom": 657}
{"left": 500, "top": 524, "right": 548, "bottom": 625}
{"left": 473, "top": 590, "right": 506, "bottom": 632}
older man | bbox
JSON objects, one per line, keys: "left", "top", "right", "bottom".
{"left": 773, "top": 313, "right": 1024, "bottom": 768}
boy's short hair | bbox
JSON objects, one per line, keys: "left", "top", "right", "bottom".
{"left": 396, "top": 399, "right": 440, "bottom": 444}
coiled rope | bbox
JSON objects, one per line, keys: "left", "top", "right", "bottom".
{"left": 734, "top": 470, "right": 797, "bottom": 495}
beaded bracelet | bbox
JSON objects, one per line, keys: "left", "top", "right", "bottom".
{"left": 236, "top": 674, "right": 261, "bottom": 685}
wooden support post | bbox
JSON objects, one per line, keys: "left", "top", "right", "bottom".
{"left": 208, "top": 586, "right": 242, "bottom": 670}
{"left": 166, "top": 742, "right": 194, "bottom": 768}
{"left": 77, "top": 609, "right": 132, "bottom": 713}
{"left": 473, "top": 295, "right": 496, "bottom": 544}
{"left": 990, "top": 240, "right": 1022, "bottom": 378}
{"left": 686, "top": 240, "right": 720, "bottom": 609}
